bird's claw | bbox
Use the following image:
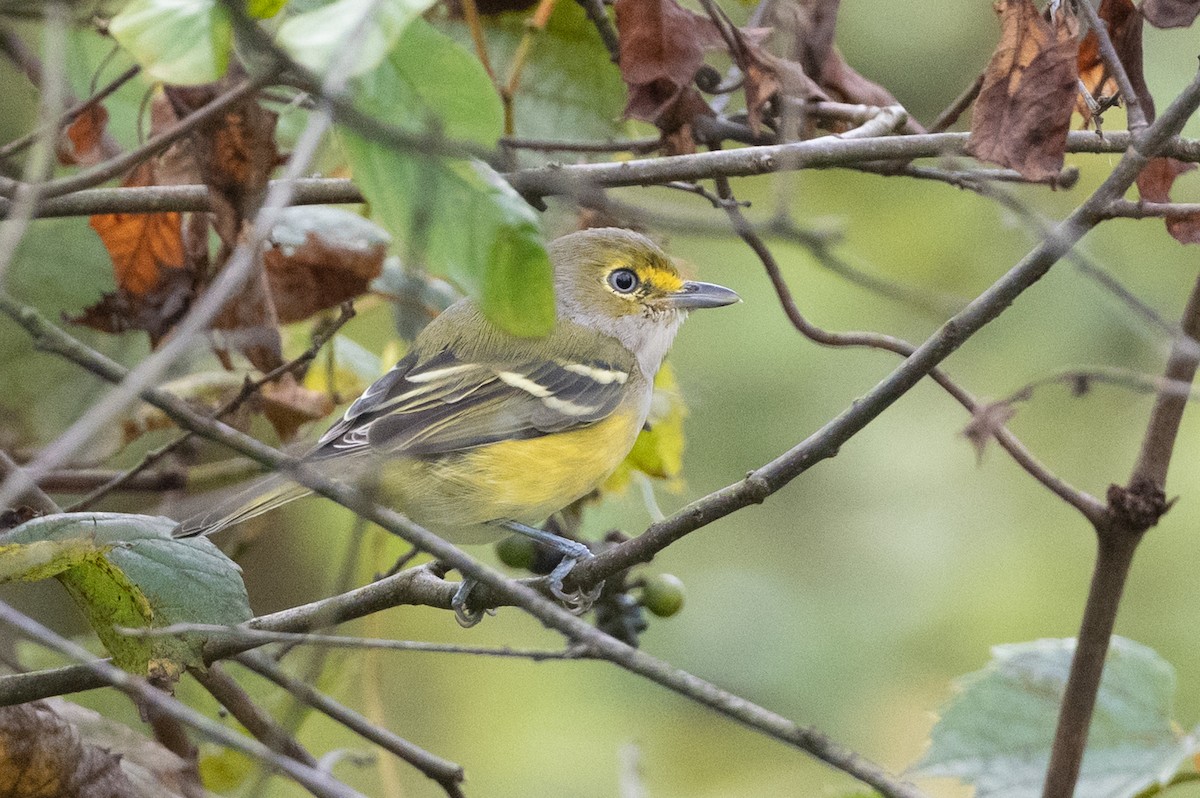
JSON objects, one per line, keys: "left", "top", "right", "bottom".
{"left": 452, "top": 578, "right": 489, "bottom": 628}
{"left": 546, "top": 556, "right": 603, "bottom": 615}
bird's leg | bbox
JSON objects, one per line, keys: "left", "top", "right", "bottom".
{"left": 494, "top": 520, "right": 603, "bottom": 612}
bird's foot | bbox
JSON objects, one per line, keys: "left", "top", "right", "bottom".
{"left": 546, "top": 554, "right": 603, "bottom": 614}
{"left": 451, "top": 578, "right": 491, "bottom": 628}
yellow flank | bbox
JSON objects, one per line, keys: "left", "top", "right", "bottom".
{"left": 377, "top": 410, "right": 642, "bottom": 542}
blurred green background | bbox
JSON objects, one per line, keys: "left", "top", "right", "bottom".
{"left": 5, "top": 3, "right": 1200, "bottom": 797}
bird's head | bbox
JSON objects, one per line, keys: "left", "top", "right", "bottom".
{"left": 550, "top": 227, "right": 740, "bottom": 374}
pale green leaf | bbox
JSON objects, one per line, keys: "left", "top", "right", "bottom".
{"left": 339, "top": 19, "right": 554, "bottom": 336}
{"left": 277, "top": 0, "right": 437, "bottom": 79}
{"left": 913, "top": 637, "right": 1199, "bottom": 798}
{"left": 1, "top": 513, "right": 251, "bottom": 674}
{"left": 110, "top": 0, "right": 233, "bottom": 85}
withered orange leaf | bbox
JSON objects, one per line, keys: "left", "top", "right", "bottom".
{"left": 57, "top": 104, "right": 109, "bottom": 167}
{"left": 1076, "top": 0, "right": 1152, "bottom": 125}
{"left": 967, "top": 0, "right": 1079, "bottom": 181}
{"left": 1142, "top": 0, "right": 1200, "bottom": 28}
{"left": 88, "top": 163, "right": 186, "bottom": 296}
{"left": 260, "top": 372, "right": 335, "bottom": 442}
{"left": 1137, "top": 156, "right": 1200, "bottom": 244}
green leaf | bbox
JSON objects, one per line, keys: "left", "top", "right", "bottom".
{"left": 339, "top": 19, "right": 554, "bottom": 336}
{"left": 443, "top": 2, "right": 630, "bottom": 150}
{"left": 913, "top": 637, "right": 1199, "bottom": 798}
{"left": 1, "top": 513, "right": 251, "bottom": 676}
{"left": 277, "top": 0, "right": 438, "bottom": 79}
{"left": 109, "top": 0, "right": 233, "bottom": 85}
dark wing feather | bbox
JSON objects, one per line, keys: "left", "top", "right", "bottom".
{"left": 310, "top": 349, "right": 630, "bottom": 459}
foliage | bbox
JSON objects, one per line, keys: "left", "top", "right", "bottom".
{"left": 5, "top": 0, "right": 1200, "bottom": 796}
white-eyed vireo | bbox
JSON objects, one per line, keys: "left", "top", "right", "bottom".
{"left": 183, "top": 228, "right": 738, "bottom": 619}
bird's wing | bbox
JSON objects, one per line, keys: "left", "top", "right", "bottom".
{"left": 312, "top": 348, "right": 632, "bottom": 458}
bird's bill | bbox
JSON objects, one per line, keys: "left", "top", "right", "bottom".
{"left": 667, "top": 280, "right": 741, "bottom": 309}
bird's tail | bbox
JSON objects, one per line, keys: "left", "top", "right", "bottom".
{"left": 175, "top": 474, "right": 313, "bottom": 538}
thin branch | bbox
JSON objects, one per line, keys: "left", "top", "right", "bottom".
{"left": 36, "top": 468, "right": 186, "bottom": 494}
{"left": 573, "top": 0, "right": 620, "bottom": 62}
{"left": 929, "top": 72, "right": 983, "bottom": 132}
{"left": 31, "top": 74, "right": 273, "bottom": 200}
{"left": 235, "top": 652, "right": 467, "bottom": 798}
{"left": 0, "top": 600, "right": 366, "bottom": 798}
{"left": 122, "top": 623, "right": 587, "bottom": 660}
{"left": 0, "top": 450, "right": 58, "bottom": 514}
{"left": 1104, "top": 199, "right": 1200, "bottom": 218}
{"left": 12, "top": 132, "right": 1200, "bottom": 220}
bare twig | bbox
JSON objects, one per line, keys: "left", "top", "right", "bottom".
{"left": 10, "top": 132, "right": 1200, "bottom": 220}
{"left": 0, "top": 64, "right": 139, "bottom": 162}
{"left": 929, "top": 73, "right": 983, "bottom": 133}
{"left": 122, "top": 623, "right": 587, "bottom": 660}
{"left": 0, "top": 450, "right": 58, "bottom": 514}
{"left": 573, "top": 0, "right": 620, "bottom": 62}
{"left": 712, "top": 175, "right": 1105, "bottom": 524}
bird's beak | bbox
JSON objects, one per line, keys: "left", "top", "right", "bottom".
{"left": 667, "top": 280, "right": 741, "bottom": 310}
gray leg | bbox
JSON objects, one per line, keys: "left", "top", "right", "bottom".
{"left": 495, "top": 520, "right": 602, "bottom": 612}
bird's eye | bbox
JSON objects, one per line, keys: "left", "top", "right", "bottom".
{"left": 608, "top": 268, "right": 639, "bottom": 294}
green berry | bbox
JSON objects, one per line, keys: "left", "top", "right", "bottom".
{"left": 641, "top": 573, "right": 686, "bottom": 617}
{"left": 495, "top": 535, "right": 537, "bottom": 570}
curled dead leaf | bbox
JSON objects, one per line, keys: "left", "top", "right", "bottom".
{"left": 0, "top": 701, "right": 135, "bottom": 798}
{"left": 264, "top": 206, "right": 389, "bottom": 324}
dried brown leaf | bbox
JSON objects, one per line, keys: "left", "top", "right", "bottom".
{"left": 261, "top": 372, "right": 335, "bottom": 442}
{"left": 966, "top": 0, "right": 1079, "bottom": 181}
{"left": 1142, "top": 0, "right": 1200, "bottom": 28}
{"left": 88, "top": 162, "right": 186, "bottom": 296}
{"left": 0, "top": 701, "right": 136, "bottom": 798}
{"left": 962, "top": 400, "right": 1017, "bottom": 463}
{"left": 264, "top": 214, "right": 388, "bottom": 324}
{"left": 1137, "top": 156, "right": 1200, "bottom": 244}
{"left": 56, "top": 104, "right": 109, "bottom": 167}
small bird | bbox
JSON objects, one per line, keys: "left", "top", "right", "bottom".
{"left": 182, "top": 227, "right": 739, "bottom": 622}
